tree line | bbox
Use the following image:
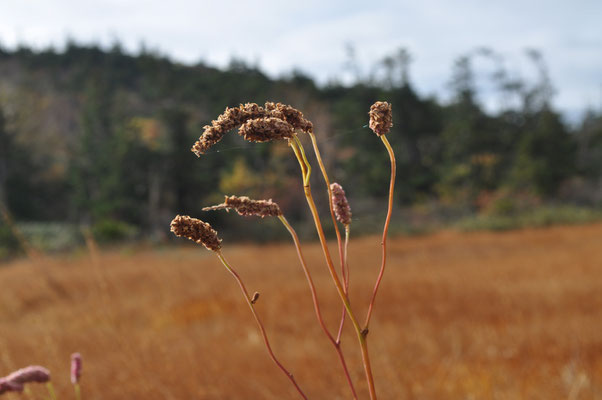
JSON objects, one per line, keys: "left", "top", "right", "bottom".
{"left": 0, "top": 43, "right": 601, "bottom": 245}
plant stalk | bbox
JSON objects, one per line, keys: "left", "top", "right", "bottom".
{"left": 279, "top": 215, "right": 358, "bottom": 400}
{"left": 305, "top": 132, "right": 346, "bottom": 276}
{"left": 305, "top": 133, "right": 351, "bottom": 345}
{"left": 216, "top": 251, "right": 308, "bottom": 400}
{"left": 74, "top": 383, "right": 82, "bottom": 400}
{"left": 290, "top": 139, "right": 378, "bottom": 400}
{"left": 364, "top": 135, "right": 396, "bottom": 329}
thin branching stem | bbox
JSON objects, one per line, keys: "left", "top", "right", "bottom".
{"left": 216, "top": 251, "right": 308, "bottom": 400}
{"left": 279, "top": 215, "right": 358, "bottom": 400}
{"left": 364, "top": 135, "right": 396, "bottom": 329}
{"left": 305, "top": 132, "right": 351, "bottom": 347}
{"left": 306, "top": 132, "right": 346, "bottom": 276}
{"left": 290, "top": 139, "right": 378, "bottom": 400}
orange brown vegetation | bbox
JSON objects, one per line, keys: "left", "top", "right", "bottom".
{"left": 1, "top": 223, "right": 601, "bottom": 399}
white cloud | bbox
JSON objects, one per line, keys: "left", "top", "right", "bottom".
{"left": 0, "top": 0, "right": 600, "bottom": 115}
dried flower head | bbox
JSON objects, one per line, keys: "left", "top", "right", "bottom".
{"left": 170, "top": 215, "right": 222, "bottom": 251}
{"left": 330, "top": 183, "right": 352, "bottom": 225}
{"left": 192, "top": 103, "right": 269, "bottom": 156}
{"left": 191, "top": 102, "right": 314, "bottom": 155}
{"left": 70, "top": 353, "right": 82, "bottom": 384}
{"left": 191, "top": 125, "right": 224, "bottom": 156}
{"left": 265, "top": 102, "right": 313, "bottom": 133}
{"left": 238, "top": 117, "right": 294, "bottom": 143}
{"left": 0, "top": 379, "right": 24, "bottom": 394}
{"left": 369, "top": 101, "right": 393, "bottom": 136}
{"left": 203, "top": 195, "right": 282, "bottom": 218}
{"left": 5, "top": 366, "right": 50, "bottom": 385}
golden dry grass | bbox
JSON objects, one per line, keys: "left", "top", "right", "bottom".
{"left": 1, "top": 223, "right": 601, "bottom": 399}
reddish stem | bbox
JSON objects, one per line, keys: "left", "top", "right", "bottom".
{"left": 364, "top": 135, "right": 396, "bottom": 329}
{"left": 280, "top": 216, "right": 358, "bottom": 400}
{"left": 217, "top": 252, "right": 308, "bottom": 400}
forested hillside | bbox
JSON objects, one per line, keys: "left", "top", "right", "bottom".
{"left": 1, "top": 43, "right": 601, "bottom": 250}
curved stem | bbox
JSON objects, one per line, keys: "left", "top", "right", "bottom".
{"left": 306, "top": 132, "right": 350, "bottom": 344}
{"left": 290, "top": 139, "right": 378, "bottom": 400}
{"left": 279, "top": 215, "right": 358, "bottom": 400}
{"left": 306, "top": 132, "right": 346, "bottom": 276}
{"left": 216, "top": 251, "right": 308, "bottom": 400}
{"left": 364, "top": 135, "right": 396, "bottom": 329}
{"left": 293, "top": 135, "right": 311, "bottom": 187}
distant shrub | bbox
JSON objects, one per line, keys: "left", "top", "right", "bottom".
{"left": 18, "top": 223, "right": 82, "bottom": 252}
{"left": 0, "top": 224, "right": 20, "bottom": 259}
{"left": 457, "top": 205, "right": 602, "bottom": 231}
{"left": 91, "top": 219, "right": 137, "bottom": 243}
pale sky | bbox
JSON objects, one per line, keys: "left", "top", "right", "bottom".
{"left": 1, "top": 0, "right": 601, "bottom": 120}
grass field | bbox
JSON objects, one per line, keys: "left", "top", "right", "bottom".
{"left": 1, "top": 223, "right": 601, "bottom": 399}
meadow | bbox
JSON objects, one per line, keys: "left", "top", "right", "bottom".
{"left": 0, "top": 222, "right": 600, "bottom": 399}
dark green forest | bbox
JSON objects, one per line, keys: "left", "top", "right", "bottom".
{"left": 1, "top": 43, "right": 601, "bottom": 254}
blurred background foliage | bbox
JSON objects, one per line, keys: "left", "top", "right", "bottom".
{"left": 1, "top": 42, "right": 601, "bottom": 257}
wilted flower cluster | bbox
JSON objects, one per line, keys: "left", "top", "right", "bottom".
{"left": 265, "top": 102, "right": 313, "bottom": 133}
{"left": 192, "top": 103, "right": 267, "bottom": 155}
{"left": 170, "top": 215, "right": 222, "bottom": 251}
{"left": 368, "top": 101, "right": 393, "bottom": 136}
{"left": 330, "top": 183, "right": 352, "bottom": 225}
{"left": 239, "top": 117, "right": 295, "bottom": 143}
{"left": 204, "top": 195, "right": 282, "bottom": 218}
{"left": 192, "top": 102, "right": 313, "bottom": 156}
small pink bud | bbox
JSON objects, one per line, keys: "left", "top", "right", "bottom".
{"left": 5, "top": 366, "right": 50, "bottom": 385}
{"left": 0, "top": 378, "right": 24, "bottom": 394}
{"left": 71, "top": 353, "right": 82, "bottom": 384}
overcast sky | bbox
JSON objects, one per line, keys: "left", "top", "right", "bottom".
{"left": 1, "top": 0, "right": 601, "bottom": 120}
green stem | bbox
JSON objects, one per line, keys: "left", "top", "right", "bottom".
{"left": 74, "top": 383, "right": 82, "bottom": 400}
{"left": 46, "top": 383, "right": 58, "bottom": 400}
{"left": 336, "top": 225, "right": 350, "bottom": 343}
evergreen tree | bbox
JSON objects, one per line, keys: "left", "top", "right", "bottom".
{"left": 510, "top": 109, "right": 575, "bottom": 196}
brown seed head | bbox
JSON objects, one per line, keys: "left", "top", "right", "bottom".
{"left": 238, "top": 117, "right": 294, "bottom": 143}
{"left": 192, "top": 103, "right": 269, "bottom": 156}
{"left": 265, "top": 102, "right": 313, "bottom": 133}
{"left": 203, "top": 195, "right": 282, "bottom": 218}
{"left": 191, "top": 102, "right": 314, "bottom": 155}
{"left": 170, "top": 215, "right": 222, "bottom": 251}
{"left": 192, "top": 124, "right": 225, "bottom": 156}
{"left": 5, "top": 366, "right": 50, "bottom": 385}
{"left": 330, "top": 183, "right": 352, "bottom": 225}
{"left": 369, "top": 101, "right": 393, "bottom": 136}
